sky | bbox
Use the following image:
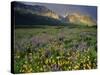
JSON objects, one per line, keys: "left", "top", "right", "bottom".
{"left": 22, "top": 2, "right": 97, "bottom": 20}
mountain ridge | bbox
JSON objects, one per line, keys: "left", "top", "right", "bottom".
{"left": 14, "top": 2, "right": 60, "bottom": 20}
{"left": 13, "top": 2, "right": 96, "bottom": 26}
{"left": 65, "top": 13, "right": 96, "bottom": 26}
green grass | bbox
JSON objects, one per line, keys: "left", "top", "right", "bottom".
{"left": 14, "top": 25, "right": 97, "bottom": 73}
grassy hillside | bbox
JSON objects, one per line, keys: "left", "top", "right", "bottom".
{"left": 14, "top": 25, "right": 97, "bottom": 73}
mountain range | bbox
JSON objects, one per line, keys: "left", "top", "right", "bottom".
{"left": 12, "top": 2, "right": 96, "bottom": 26}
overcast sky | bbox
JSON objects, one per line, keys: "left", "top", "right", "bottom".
{"left": 22, "top": 1, "right": 97, "bottom": 20}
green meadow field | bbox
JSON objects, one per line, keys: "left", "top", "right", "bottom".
{"left": 14, "top": 25, "right": 97, "bottom": 73}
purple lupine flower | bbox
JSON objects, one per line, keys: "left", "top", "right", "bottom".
{"left": 31, "top": 34, "right": 53, "bottom": 47}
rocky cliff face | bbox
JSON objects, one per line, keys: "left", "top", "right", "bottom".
{"left": 66, "top": 13, "right": 96, "bottom": 26}
{"left": 14, "top": 2, "right": 60, "bottom": 20}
